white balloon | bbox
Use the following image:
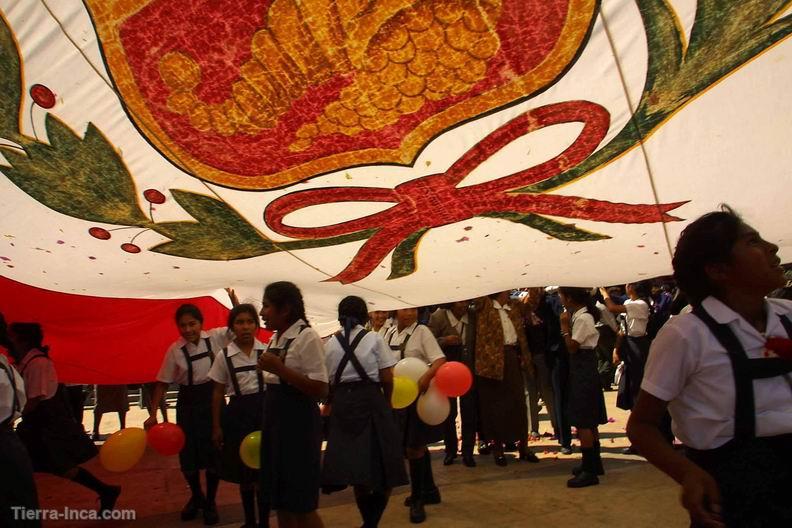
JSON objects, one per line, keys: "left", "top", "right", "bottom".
{"left": 416, "top": 389, "right": 450, "bottom": 426}
{"left": 394, "top": 357, "right": 429, "bottom": 383}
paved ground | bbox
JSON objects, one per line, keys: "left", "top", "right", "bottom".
{"left": 34, "top": 391, "right": 688, "bottom": 527}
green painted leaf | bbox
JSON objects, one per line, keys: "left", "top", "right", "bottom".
{"left": 0, "top": 115, "right": 149, "bottom": 225}
{"left": 0, "top": 13, "right": 21, "bottom": 140}
{"left": 388, "top": 228, "right": 429, "bottom": 280}
{"left": 150, "top": 190, "right": 278, "bottom": 260}
{"left": 485, "top": 212, "right": 610, "bottom": 241}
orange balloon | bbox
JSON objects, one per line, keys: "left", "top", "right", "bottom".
{"left": 99, "top": 427, "right": 146, "bottom": 472}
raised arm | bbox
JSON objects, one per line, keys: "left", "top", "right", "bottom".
{"left": 598, "top": 287, "right": 627, "bottom": 314}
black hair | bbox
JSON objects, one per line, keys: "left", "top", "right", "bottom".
{"left": 264, "top": 281, "right": 310, "bottom": 327}
{"left": 627, "top": 281, "right": 652, "bottom": 305}
{"left": 9, "top": 322, "right": 49, "bottom": 355}
{"left": 0, "top": 312, "right": 8, "bottom": 348}
{"left": 227, "top": 304, "right": 261, "bottom": 329}
{"left": 338, "top": 296, "right": 368, "bottom": 330}
{"left": 672, "top": 205, "right": 743, "bottom": 305}
{"left": 175, "top": 304, "right": 204, "bottom": 325}
{"left": 558, "top": 287, "right": 601, "bottom": 324}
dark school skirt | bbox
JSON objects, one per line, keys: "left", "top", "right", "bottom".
{"left": 322, "top": 381, "right": 407, "bottom": 493}
{"left": 220, "top": 392, "right": 264, "bottom": 485}
{"left": 0, "top": 427, "right": 40, "bottom": 527}
{"left": 177, "top": 382, "right": 220, "bottom": 473}
{"left": 477, "top": 346, "right": 528, "bottom": 443}
{"left": 686, "top": 434, "right": 792, "bottom": 527}
{"left": 395, "top": 399, "right": 444, "bottom": 451}
{"left": 94, "top": 384, "right": 129, "bottom": 413}
{"left": 16, "top": 386, "right": 97, "bottom": 474}
{"left": 261, "top": 383, "right": 322, "bottom": 513}
{"left": 566, "top": 349, "right": 607, "bottom": 429}
{"left": 616, "top": 335, "right": 650, "bottom": 411}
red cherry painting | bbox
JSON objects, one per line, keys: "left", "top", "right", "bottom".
{"left": 121, "top": 243, "right": 141, "bottom": 254}
{"left": 30, "top": 84, "right": 56, "bottom": 109}
{"left": 143, "top": 189, "right": 166, "bottom": 204}
{"left": 89, "top": 227, "right": 111, "bottom": 240}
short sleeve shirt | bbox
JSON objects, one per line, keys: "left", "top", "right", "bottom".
{"left": 641, "top": 296, "right": 792, "bottom": 449}
{"left": 325, "top": 326, "right": 397, "bottom": 384}
{"left": 571, "top": 308, "right": 599, "bottom": 349}
{"left": 623, "top": 299, "right": 650, "bottom": 337}
{"left": 384, "top": 323, "right": 445, "bottom": 364}
{"left": 157, "top": 327, "right": 231, "bottom": 385}
{"left": 18, "top": 350, "right": 58, "bottom": 400}
{"left": 0, "top": 355, "right": 26, "bottom": 423}
{"left": 262, "top": 320, "right": 329, "bottom": 384}
{"left": 208, "top": 340, "right": 267, "bottom": 396}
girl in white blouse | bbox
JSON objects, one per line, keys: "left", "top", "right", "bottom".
{"left": 257, "top": 282, "right": 328, "bottom": 528}
{"left": 559, "top": 288, "right": 607, "bottom": 488}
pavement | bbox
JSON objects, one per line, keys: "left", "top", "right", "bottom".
{"left": 33, "top": 391, "right": 688, "bottom": 527}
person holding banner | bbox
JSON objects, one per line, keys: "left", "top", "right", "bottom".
{"left": 209, "top": 304, "right": 269, "bottom": 528}
{"left": 322, "top": 296, "right": 407, "bottom": 528}
{"left": 384, "top": 308, "right": 445, "bottom": 524}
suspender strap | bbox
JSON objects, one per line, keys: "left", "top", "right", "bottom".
{"left": 0, "top": 362, "right": 20, "bottom": 424}
{"left": 271, "top": 325, "right": 308, "bottom": 385}
{"left": 333, "top": 330, "right": 372, "bottom": 386}
{"left": 181, "top": 338, "right": 214, "bottom": 386}
{"left": 692, "top": 306, "right": 792, "bottom": 442}
{"left": 223, "top": 348, "right": 266, "bottom": 396}
{"left": 387, "top": 329, "right": 413, "bottom": 360}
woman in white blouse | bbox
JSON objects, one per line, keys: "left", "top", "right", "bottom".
{"left": 559, "top": 288, "right": 607, "bottom": 488}
{"left": 257, "top": 282, "right": 329, "bottom": 528}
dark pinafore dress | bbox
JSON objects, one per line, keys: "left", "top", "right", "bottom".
{"left": 176, "top": 338, "right": 220, "bottom": 473}
{"left": 389, "top": 331, "right": 443, "bottom": 449}
{"left": 321, "top": 330, "right": 408, "bottom": 493}
{"left": 616, "top": 324, "right": 651, "bottom": 411}
{"left": 0, "top": 361, "right": 40, "bottom": 526}
{"left": 15, "top": 353, "right": 97, "bottom": 474}
{"left": 260, "top": 326, "right": 323, "bottom": 513}
{"left": 685, "top": 306, "right": 792, "bottom": 527}
{"left": 566, "top": 346, "right": 607, "bottom": 430}
{"left": 219, "top": 347, "right": 265, "bottom": 485}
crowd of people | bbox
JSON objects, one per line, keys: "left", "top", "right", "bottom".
{"left": 1, "top": 206, "right": 791, "bottom": 528}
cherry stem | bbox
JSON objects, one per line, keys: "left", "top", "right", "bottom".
{"left": 149, "top": 202, "right": 154, "bottom": 222}
{"left": 107, "top": 226, "right": 140, "bottom": 232}
{"left": 29, "top": 105, "right": 39, "bottom": 141}
{"left": 129, "top": 229, "right": 151, "bottom": 244}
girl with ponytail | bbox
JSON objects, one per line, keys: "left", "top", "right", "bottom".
{"left": 321, "top": 296, "right": 407, "bottom": 527}
{"left": 558, "top": 288, "right": 608, "bottom": 488}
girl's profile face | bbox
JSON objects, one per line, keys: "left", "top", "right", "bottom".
{"left": 558, "top": 292, "right": 571, "bottom": 311}
{"left": 716, "top": 223, "right": 785, "bottom": 296}
{"left": 177, "top": 314, "right": 203, "bottom": 344}
{"left": 232, "top": 311, "right": 258, "bottom": 343}
{"left": 260, "top": 297, "right": 290, "bottom": 331}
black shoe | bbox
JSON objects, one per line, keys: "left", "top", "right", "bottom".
{"left": 462, "top": 455, "right": 476, "bottom": 468}
{"left": 622, "top": 445, "right": 639, "bottom": 455}
{"left": 560, "top": 446, "right": 573, "bottom": 455}
{"left": 494, "top": 453, "right": 507, "bottom": 467}
{"left": 443, "top": 453, "right": 456, "bottom": 466}
{"left": 409, "top": 499, "right": 426, "bottom": 523}
{"left": 503, "top": 442, "right": 518, "bottom": 452}
{"left": 567, "top": 471, "right": 599, "bottom": 488}
{"left": 98, "top": 485, "right": 121, "bottom": 514}
{"left": 404, "top": 487, "right": 441, "bottom": 506}
{"left": 181, "top": 496, "right": 204, "bottom": 521}
{"left": 518, "top": 448, "right": 540, "bottom": 463}
{"left": 478, "top": 442, "right": 491, "bottom": 455}
{"left": 203, "top": 502, "right": 219, "bottom": 525}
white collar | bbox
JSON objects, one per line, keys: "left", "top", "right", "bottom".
{"left": 394, "top": 322, "right": 417, "bottom": 337}
{"left": 493, "top": 300, "right": 511, "bottom": 311}
{"left": 225, "top": 339, "right": 266, "bottom": 357}
{"left": 446, "top": 310, "right": 468, "bottom": 327}
{"left": 274, "top": 319, "right": 308, "bottom": 345}
{"left": 571, "top": 307, "right": 587, "bottom": 321}
{"left": 702, "top": 296, "right": 792, "bottom": 337}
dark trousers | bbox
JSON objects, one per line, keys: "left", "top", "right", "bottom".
{"left": 550, "top": 354, "right": 572, "bottom": 448}
{"left": 0, "top": 428, "right": 40, "bottom": 527}
{"left": 65, "top": 385, "right": 86, "bottom": 427}
{"left": 443, "top": 387, "right": 478, "bottom": 457}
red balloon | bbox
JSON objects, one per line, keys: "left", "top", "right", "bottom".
{"left": 434, "top": 361, "right": 473, "bottom": 397}
{"left": 147, "top": 423, "right": 185, "bottom": 456}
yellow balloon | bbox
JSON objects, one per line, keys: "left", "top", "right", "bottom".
{"left": 392, "top": 376, "right": 419, "bottom": 409}
{"left": 240, "top": 431, "right": 262, "bottom": 470}
{"left": 99, "top": 427, "right": 146, "bottom": 472}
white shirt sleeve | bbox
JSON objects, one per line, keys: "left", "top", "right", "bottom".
{"left": 417, "top": 326, "right": 446, "bottom": 363}
{"left": 156, "top": 346, "right": 179, "bottom": 384}
{"left": 625, "top": 300, "right": 650, "bottom": 321}
{"left": 373, "top": 334, "right": 398, "bottom": 370}
{"left": 297, "top": 329, "right": 330, "bottom": 383}
{"left": 207, "top": 354, "right": 229, "bottom": 386}
{"left": 641, "top": 323, "right": 698, "bottom": 402}
{"left": 571, "top": 313, "right": 597, "bottom": 347}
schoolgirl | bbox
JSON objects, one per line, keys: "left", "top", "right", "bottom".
{"left": 10, "top": 323, "right": 120, "bottom": 513}
{"left": 383, "top": 308, "right": 446, "bottom": 524}
{"left": 257, "top": 282, "right": 328, "bottom": 528}
{"left": 321, "top": 296, "right": 407, "bottom": 527}
{"left": 209, "top": 304, "right": 269, "bottom": 528}
{"left": 558, "top": 288, "right": 607, "bottom": 488}
{"left": 145, "top": 301, "right": 234, "bottom": 525}
{"left": 628, "top": 207, "right": 792, "bottom": 527}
